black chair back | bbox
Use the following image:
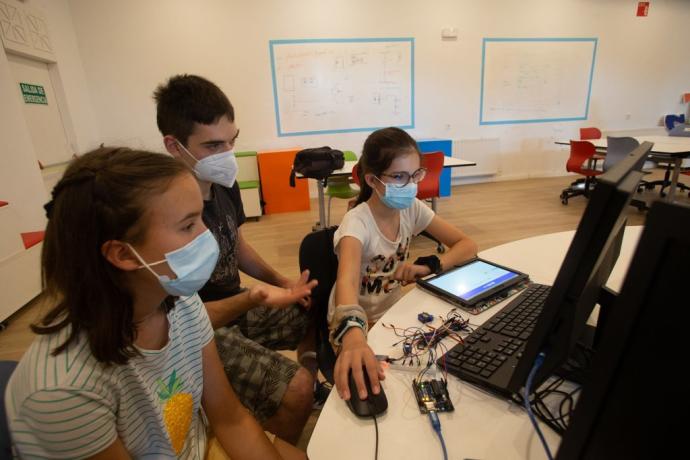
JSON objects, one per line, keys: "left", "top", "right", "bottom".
{"left": 299, "top": 226, "right": 339, "bottom": 383}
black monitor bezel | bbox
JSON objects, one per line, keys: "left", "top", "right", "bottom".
{"left": 507, "top": 141, "right": 653, "bottom": 393}
{"left": 556, "top": 200, "right": 690, "bottom": 459}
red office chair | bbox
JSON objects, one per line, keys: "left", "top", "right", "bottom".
{"left": 417, "top": 152, "right": 445, "bottom": 252}
{"left": 417, "top": 152, "right": 444, "bottom": 206}
{"left": 575, "top": 127, "right": 603, "bottom": 181}
{"left": 579, "top": 127, "right": 602, "bottom": 140}
{"left": 560, "top": 140, "right": 603, "bottom": 205}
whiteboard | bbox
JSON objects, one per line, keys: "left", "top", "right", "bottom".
{"left": 480, "top": 38, "right": 597, "bottom": 125}
{"left": 269, "top": 38, "right": 414, "bottom": 136}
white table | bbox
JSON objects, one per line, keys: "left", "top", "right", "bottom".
{"left": 556, "top": 135, "right": 690, "bottom": 201}
{"left": 300, "top": 157, "right": 477, "bottom": 230}
{"left": 307, "top": 226, "right": 642, "bottom": 460}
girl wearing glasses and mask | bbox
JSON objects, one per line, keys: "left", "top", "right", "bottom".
{"left": 329, "top": 127, "right": 478, "bottom": 402}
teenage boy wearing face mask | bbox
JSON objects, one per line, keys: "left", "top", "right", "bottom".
{"left": 154, "top": 75, "right": 321, "bottom": 445}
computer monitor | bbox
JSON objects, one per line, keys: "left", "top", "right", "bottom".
{"left": 555, "top": 200, "right": 689, "bottom": 459}
{"left": 506, "top": 141, "right": 653, "bottom": 394}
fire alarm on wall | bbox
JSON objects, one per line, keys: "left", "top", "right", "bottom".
{"left": 441, "top": 27, "right": 458, "bottom": 40}
{"left": 637, "top": 2, "right": 650, "bottom": 17}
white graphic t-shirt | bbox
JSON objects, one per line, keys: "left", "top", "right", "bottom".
{"left": 328, "top": 199, "right": 435, "bottom": 323}
{"left": 5, "top": 294, "right": 214, "bottom": 459}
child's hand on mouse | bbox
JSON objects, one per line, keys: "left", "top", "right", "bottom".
{"left": 334, "top": 328, "right": 385, "bottom": 400}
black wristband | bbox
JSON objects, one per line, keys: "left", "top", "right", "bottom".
{"left": 414, "top": 255, "right": 442, "bottom": 274}
{"left": 332, "top": 315, "right": 367, "bottom": 346}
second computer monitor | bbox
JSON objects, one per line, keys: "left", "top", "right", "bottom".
{"left": 506, "top": 141, "right": 653, "bottom": 394}
{"left": 556, "top": 200, "right": 689, "bottom": 460}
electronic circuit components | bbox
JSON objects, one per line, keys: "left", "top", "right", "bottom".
{"left": 413, "top": 378, "right": 454, "bottom": 413}
{"left": 418, "top": 312, "right": 434, "bottom": 323}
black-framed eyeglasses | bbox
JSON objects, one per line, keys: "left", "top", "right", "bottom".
{"left": 378, "top": 167, "right": 427, "bottom": 187}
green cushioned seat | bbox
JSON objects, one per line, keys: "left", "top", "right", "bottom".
{"left": 238, "top": 180, "right": 260, "bottom": 189}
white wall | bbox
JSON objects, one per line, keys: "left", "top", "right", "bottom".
{"left": 37, "top": 0, "right": 101, "bottom": 153}
{"left": 65, "top": 0, "right": 690, "bottom": 180}
{"left": 0, "top": 0, "right": 100, "bottom": 231}
{"left": 0, "top": 0, "right": 99, "bottom": 317}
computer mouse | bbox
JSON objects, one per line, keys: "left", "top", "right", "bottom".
{"left": 346, "top": 367, "right": 388, "bottom": 418}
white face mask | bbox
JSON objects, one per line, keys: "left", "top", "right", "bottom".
{"left": 177, "top": 141, "right": 238, "bottom": 188}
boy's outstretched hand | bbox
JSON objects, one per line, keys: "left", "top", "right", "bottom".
{"left": 249, "top": 270, "right": 317, "bottom": 309}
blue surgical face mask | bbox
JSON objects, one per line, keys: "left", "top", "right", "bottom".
{"left": 374, "top": 176, "right": 418, "bottom": 209}
{"left": 178, "top": 141, "right": 238, "bottom": 188}
{"left": 127, "top": 229, "right": 219, "bottom": 296}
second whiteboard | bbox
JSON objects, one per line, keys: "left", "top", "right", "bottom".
{"left": 480, "top": 38, "right": 598, "bottom": 125}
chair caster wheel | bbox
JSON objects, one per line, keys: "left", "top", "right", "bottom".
{"left": 437, "top": 245, "right": 445, "bottom": 254}
{"left": 561, "top": 198, "right": 568, "bottom": 205}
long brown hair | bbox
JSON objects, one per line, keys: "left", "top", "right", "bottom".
{"left": 33, "top": 147, "right": 189, "bottom": 365}
{"left": 355, "top": 127, "right": 422, "bottom": 206}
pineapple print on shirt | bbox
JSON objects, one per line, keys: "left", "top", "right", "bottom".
{"left": 157, "top": 370, "right": 193, "bottom": 454}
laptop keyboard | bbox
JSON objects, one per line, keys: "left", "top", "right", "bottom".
{"left": 439, "top": 283, "right": 551, "bottom": 393}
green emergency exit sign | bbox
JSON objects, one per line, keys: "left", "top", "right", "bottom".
{"left": 20, "top": 83, "right": 47, "bottom": 105}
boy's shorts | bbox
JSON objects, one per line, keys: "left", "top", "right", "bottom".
{"left": 214, "top": 303, "right": 310, "bottom": 423}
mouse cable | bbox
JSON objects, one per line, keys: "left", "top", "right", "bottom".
{"left": 369, "top": 401, "right": 379, "bottom": 460}
{"left": 523, "top": 352, "right": 554, "bottom": 460}
{"left": 428, "top": 411, "right": 448, "bottom": 460}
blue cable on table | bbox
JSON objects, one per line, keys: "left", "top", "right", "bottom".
{"left": 428, "top": 411, "right": 448, "bottom": 460}
{"left": 524, "top": 352, "right": 554, "bottom": 460}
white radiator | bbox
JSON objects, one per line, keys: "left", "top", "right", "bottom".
{"left": 451, "top": 138, "right": 500, "bottom": 177}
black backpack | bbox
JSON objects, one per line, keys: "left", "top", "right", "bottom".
{"left": 289, "top": 146, "right": 345, "bottom": 187}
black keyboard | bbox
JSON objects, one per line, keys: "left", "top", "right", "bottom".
{"left": 438, "top": 283, "right": 551, "bottom": 396}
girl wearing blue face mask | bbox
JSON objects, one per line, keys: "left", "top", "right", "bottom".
{"left": 329, "top": 127, "right": 478, "bottom": 402}
{"left": 4, "top": 147, "right": 304, "bottom": 460}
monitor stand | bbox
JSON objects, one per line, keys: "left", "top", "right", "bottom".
{"left": 554, "top": 286, "right": 618, "bottom": 384}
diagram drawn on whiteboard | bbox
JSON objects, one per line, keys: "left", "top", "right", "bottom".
{"left": 269, "top": 38, "right": 414, "bottom": 136}
{"left": 480, "top": 38, "right": 598, "bottom": 125}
